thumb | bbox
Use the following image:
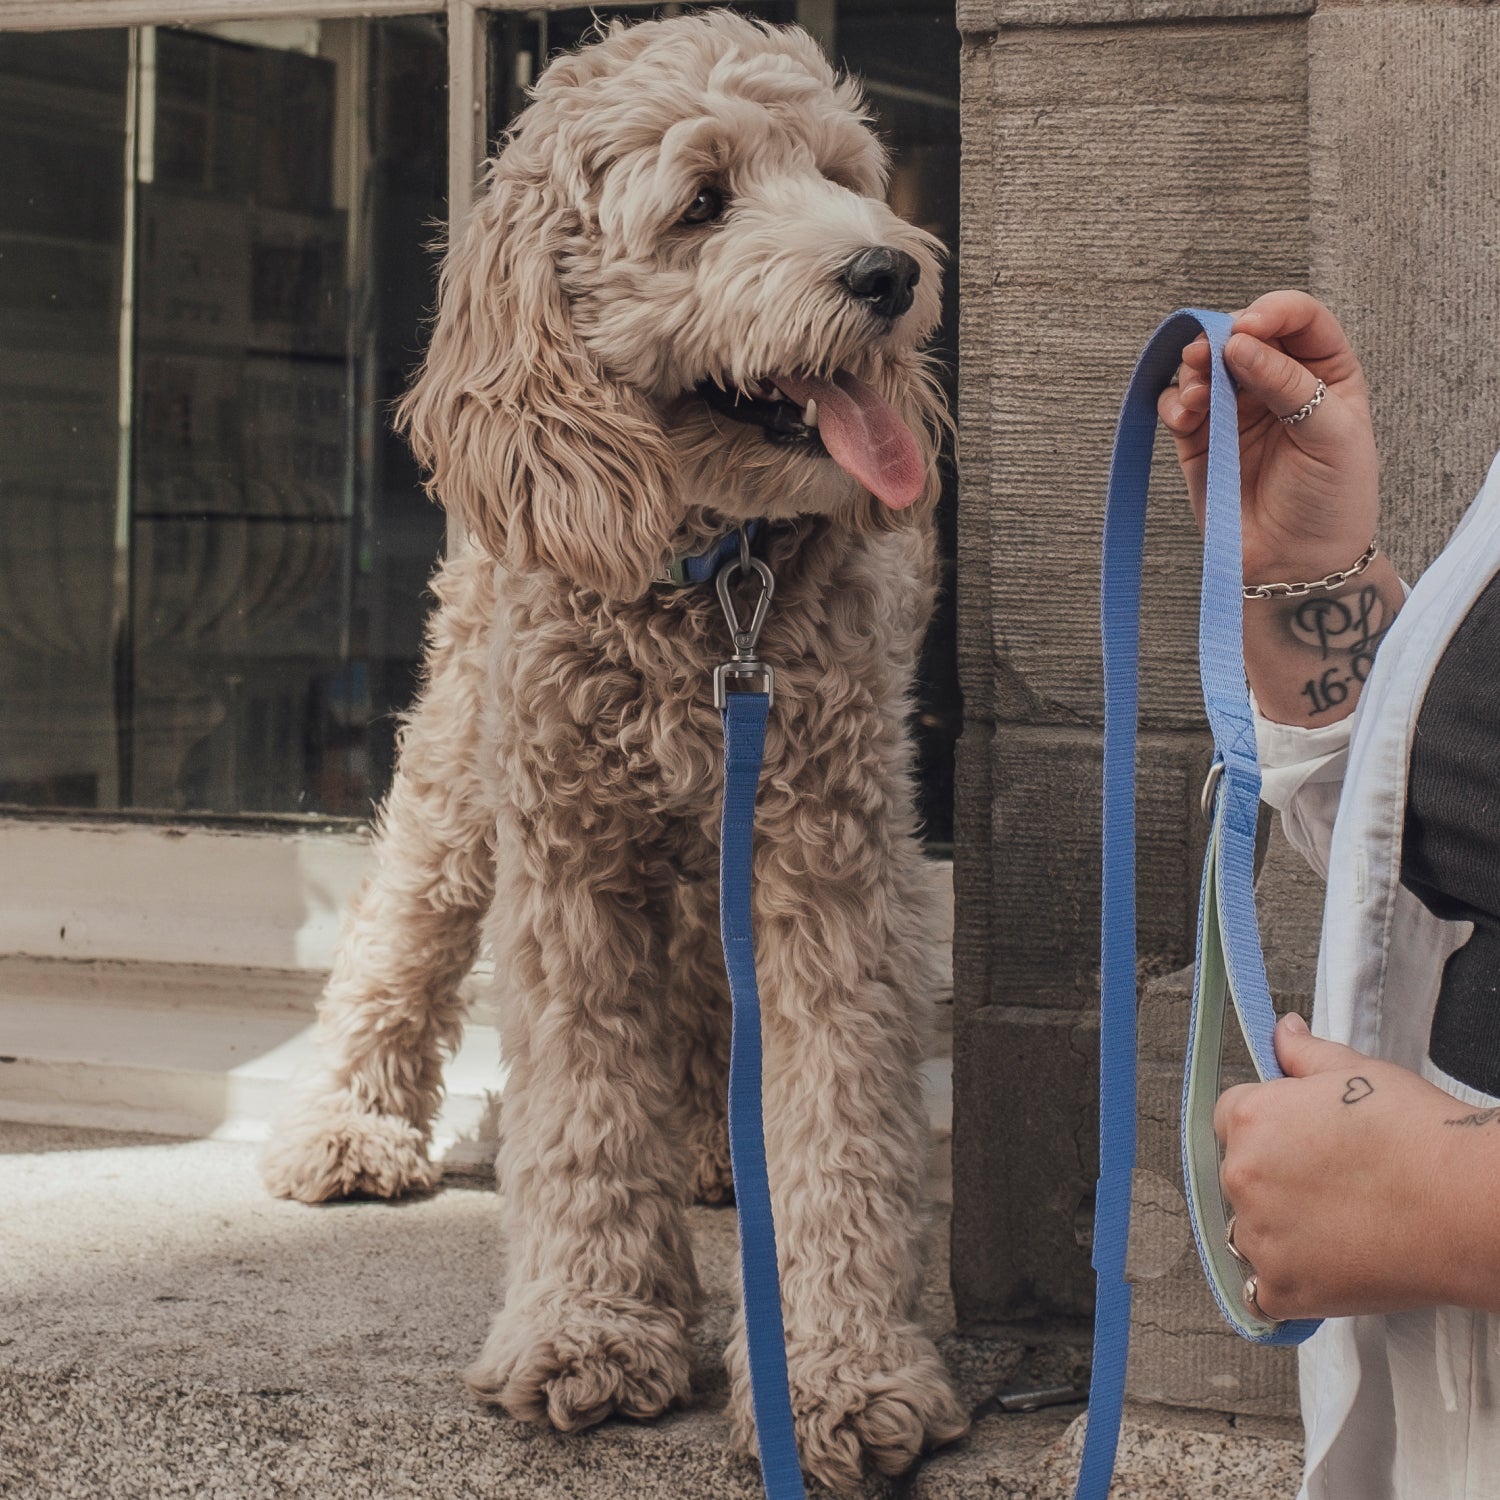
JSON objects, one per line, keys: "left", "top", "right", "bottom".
{"left": 1274, "top": 1011, "right": 1364, "bottom": 1078}
{"left": 1223, "top": 333, "right": 1326, "bottom": 427}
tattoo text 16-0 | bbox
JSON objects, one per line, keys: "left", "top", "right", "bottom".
{"left": 1281, "top": 584, "right": 1394, "bottom": 720}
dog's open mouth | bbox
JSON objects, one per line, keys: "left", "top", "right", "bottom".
{"left": 696, "top": 368, "right": 924, "bottom": 510}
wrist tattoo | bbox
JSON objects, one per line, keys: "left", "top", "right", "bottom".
{"left": 1341, "top": 1076, "right": 1375, "bottom": 1105}
{"left": 1280, "top": 583, "right": 1395, "bottom": 719}
{"left": 1445, "top": 1107, "right": 1500, "bottom": 1129}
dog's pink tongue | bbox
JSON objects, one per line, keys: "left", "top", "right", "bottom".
{"left": 774, "top": 370, "right": 925, "bottom": 509}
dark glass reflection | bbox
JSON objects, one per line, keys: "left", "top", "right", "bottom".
{"left": 0, "top": 31, "right": 129, "bottom": 809}
{"left": 0, "top": 20, "right": 447, "bottom": 818}
{"left": 129, "top": 20, "right": 448, "bottom": 815}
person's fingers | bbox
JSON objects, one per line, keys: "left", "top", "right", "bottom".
{"left": 1180, "top": 334, "right": 1211, "bottom": 371}
{"left": 1274, "top": 1012, "right": 1369, "bottom": 1079}
{"left": 1246, "top": 1272, "right": 1290, "bottom": 1323}
{"left": 1233, "top": 290, "right": 1350, "bottom": 368}
{"left": 1213, "top": 1082, "right": 1257, "bottom": 1146}
{"left": 1222, "top": 333, "right": 1326, "bottom": 423}
{"left": 1158, "top": 380, "right": 1207, "bottom": 440}
{"left": 1178, "top": 366, "right": 1210, "bottom": 412}
{"left": 1158, "top": 383, "right": 1185, "bottom": 430}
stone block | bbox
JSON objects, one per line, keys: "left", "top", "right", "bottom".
{"left": 1124, "top": 819, "right": 1326, "bottom": 1419}
{"left": 1128, "top": 1261, "right": 1301, "bottom": 1417}
{"left": 1252, "top": 819, "right": 1327, "bottom": 1006}
{"left": 952, "top": 1003, "right": 1100, "bottom": 1321}
{"left": 960, "top": 19, "right": 1309, "bottom": 732}
{"left": 956, "top": 37, "right": 1000, "bottom": 732}
{"left": 1126, "top": 1045, "right": 1300, "bottom": 1417}
{"left": 984, "top": 726, "right": 1213, "bottom": 1006}
{"left": 953, "top": 717, "right": 997, "bottom": 1022}
{"left": 1138, "top": 822, "right": 1324, "bottom": 1064}
{"left": 957, "top": 0, "right": 1311, "bottom": 35}
{"left": 1309, "top": 8, "right": 1500, "bottom": 577}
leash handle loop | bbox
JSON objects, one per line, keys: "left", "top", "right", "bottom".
{"left": 1079, "top": 309, "right": 1321, "bottom": 1500}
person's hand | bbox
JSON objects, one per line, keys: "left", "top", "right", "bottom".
{"left": 1158, "top": 290, "right": 1380, "bottom": 587}
{"left": 1215, "top": 1013, "right": 1497, "bottom": 1320}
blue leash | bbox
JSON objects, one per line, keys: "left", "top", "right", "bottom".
{"left": 715, "top": 536, "right": 807, "bottom": 1500}
{"left": 1080, "top": 310, "right": 1321, "bottom": 1498}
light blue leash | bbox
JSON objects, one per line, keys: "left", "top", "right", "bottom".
{"left": 713, "top": 531, "right": 806, "bottom": 1500}
{"left": 1079, "top": 309, "right": 1322, "bottom": 1499}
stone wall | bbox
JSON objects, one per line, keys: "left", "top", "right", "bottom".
{"left": 952, "top": 0, "right": 1500, "bottom": 1420}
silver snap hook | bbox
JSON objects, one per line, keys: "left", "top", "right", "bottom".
{"left": 713, "top": 529, "right": 776, "bottom": 709}
{"left": 716, "top": 555, "right": 775, "bottom": 659}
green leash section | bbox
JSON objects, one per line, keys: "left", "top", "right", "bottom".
{"left": 1184, "top": 814, "right": 1295, "bottom": 1341}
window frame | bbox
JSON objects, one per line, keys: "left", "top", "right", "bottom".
{"left": 0, "top": 0, "right": 491, "bottom": 954}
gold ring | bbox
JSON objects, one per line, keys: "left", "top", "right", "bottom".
{"left": 1243, "top": 1273, "right": 1279, "bottom": 1325}
{"left": 1224, "top": 1214, "right": 1253, "bottom": 1271}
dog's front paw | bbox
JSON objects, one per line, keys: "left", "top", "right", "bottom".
{"left": 468, "top": 1287, "right": 691, "bottom": 1432}
{"left": 729, "top": 1326, "right": 968, "bottom": 1493}
{"left": 260, "top": 1089, "right": 438, "bottom": 1203}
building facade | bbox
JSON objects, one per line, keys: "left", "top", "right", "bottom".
{"left": 2, "top": 0, "right": 1498, "bottom": 1439}
{"left": 953, "top": 0, "right": 1500, "bottom": 1416}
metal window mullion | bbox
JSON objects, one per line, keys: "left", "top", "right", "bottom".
{"left": 107, "top": 25, "right": 147, "bottom": 809}
{"left": 444, "top": 0, "right": 487, "bottom": 559}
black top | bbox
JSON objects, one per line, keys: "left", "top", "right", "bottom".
{"left": 1401, "top": 567, "right": 1500, "bottom": 1097}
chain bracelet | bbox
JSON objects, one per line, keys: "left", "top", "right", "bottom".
{"left": 1242, "top": 538, "right": 1380, "bottom": 601}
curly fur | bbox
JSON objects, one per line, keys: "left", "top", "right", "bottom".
{"left": 262, "top": 12, "right": 965, "bottom": 1490}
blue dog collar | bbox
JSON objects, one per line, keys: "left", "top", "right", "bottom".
{"left": 658, "top": 520, "right": 762, "bottom": 586}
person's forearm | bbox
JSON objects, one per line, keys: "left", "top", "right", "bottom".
{"left": 1243, "top": 553, "right": 1405, "bottom": 726}
{"left": 1435, "top": 1102, "right": 1500, "bottom": 1314}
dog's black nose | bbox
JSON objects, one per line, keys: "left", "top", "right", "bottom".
{"left": 840, "top": 247, "right": 920, "bottom": 321}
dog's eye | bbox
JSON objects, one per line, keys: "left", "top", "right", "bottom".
{"left": 680, "top": 185, "right": 725, "bottom": 225}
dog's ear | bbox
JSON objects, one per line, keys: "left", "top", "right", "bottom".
{"left": 397, "top": 168, "right": 676, "bottom": 599}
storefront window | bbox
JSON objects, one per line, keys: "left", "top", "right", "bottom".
{"left": 0, "top": 30, "right": 131, "bottom": 811}
{"left": 0, "top": 18, "right": 447, "bottom": 817}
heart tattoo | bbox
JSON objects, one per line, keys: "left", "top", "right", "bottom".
{"left": 1341, "top": 1076, "right": 1374, "bottom": 1105}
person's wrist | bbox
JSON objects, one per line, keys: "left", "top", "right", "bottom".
{"left": 1422, "top": 1103, "right": 1500, "bottom": 1313}
{"left": 1242, "top": 537, "right": 1380, "bottom": 599}
{"left": 1243, "top": 488, "right": 1382, "bottom": 589}
{"left": 1242, "top": 535, "right": 1380, "bottom": 593}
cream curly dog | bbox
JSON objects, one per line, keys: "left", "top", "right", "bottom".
{"left": 262, "top": 11, "right": 965, "bottom": 1489}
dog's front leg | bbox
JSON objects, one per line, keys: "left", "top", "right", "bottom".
{"left": 726, "top": 812, "right": 967, "bottom": 1492}
{"left": 467, "top": 809, "right": 699, "bottom": 1431}
{"left": 261, "top": 552, "right": 497, "bottom": 1204}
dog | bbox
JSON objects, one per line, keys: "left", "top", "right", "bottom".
{"left": 261, "top": 12, "right": 966, "bottom": 1490}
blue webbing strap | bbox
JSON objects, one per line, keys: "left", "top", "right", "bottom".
{"left": 1079, "top": 309, "right": 1320, "bottom": 1499}
{"left": 669, "top": 520, "right": 763, "bottom": 585}
{"left": 720, "top": 689, "right": 807, "bottom": 1500}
